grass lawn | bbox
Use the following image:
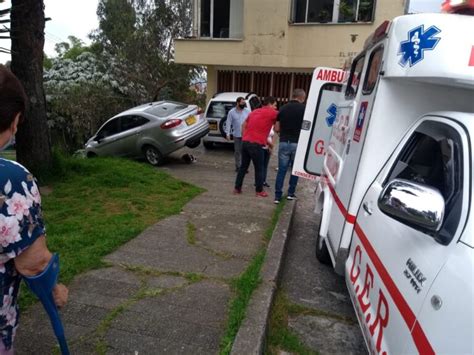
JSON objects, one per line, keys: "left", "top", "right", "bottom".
{"left": 0, "top": 149, "right": 16, "bottom": 160}
{"left": 19, "top": 156, "right": 203, "bottom": 308}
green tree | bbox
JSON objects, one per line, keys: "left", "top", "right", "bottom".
{"left": 93, "top": 0, "right": 201, "bottom": 102}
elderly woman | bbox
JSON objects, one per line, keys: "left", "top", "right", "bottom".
{"left": 0, "top": 65, "right": 67, "bottom": 353}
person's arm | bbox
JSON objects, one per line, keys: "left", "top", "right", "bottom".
{"left": 241, "top": 119, "right": 247, "bottom": 136}
{"left": 225, "top": 111, "right": 232, "bottom": 140}
{"left": 274, "top": 121, "right": 280, "bottom": 134}
{"left": 15, "top": 236, "right": 69, "bottom": 307}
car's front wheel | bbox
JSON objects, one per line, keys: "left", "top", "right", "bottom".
{"left": 143, "top": 145, "right": 163, "bottom": 166}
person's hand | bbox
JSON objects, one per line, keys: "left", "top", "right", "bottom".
{"left": 226, "top": 135, "right": 231, "bottom": 141}
{"left": 53, "top": 283, "right": 69, "bottom": 308}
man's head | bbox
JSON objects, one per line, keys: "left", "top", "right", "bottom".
{"left": 292, "top": 88, "right": 306, "bottom": 103}
{"left": 263, "top": 96, "right": 277, "bottom": 109}
{"left": 0, "top": 65, "right": 26, "bottom": 147}
{"left": 236, "top": 97, "right": 246, "bottom": 110}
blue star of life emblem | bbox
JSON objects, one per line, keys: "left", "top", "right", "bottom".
{"left": 326, "top": 104, "right": 337, "bottom": 127}
{"left": 398, "top": 25, "right": 441, "bottom": 67}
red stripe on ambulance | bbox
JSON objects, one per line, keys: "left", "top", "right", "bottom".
{"left": 325, "top": 179, "right": 435, "bottom": 354}
{"left": 469, "top": 46, "right": 474, "bottom": 66}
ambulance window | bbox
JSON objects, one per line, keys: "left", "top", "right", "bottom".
{"left": 345, "top": 56, "right": 365, "bottom": 99}
{"left": 385, "top": 122, "right": 464, "bottom": 244}
{"left": 363, "top": 46, "right": 383, "bottom": 94}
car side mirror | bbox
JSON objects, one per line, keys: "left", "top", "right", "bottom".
{"left": 378, "top": 179, "right": 445, "bottom": 233}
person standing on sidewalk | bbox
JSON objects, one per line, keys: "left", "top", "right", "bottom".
{"left": 225, "top": 97, "right": 250, "bottom": 171}
{"left": 0, "top": 65, "right": 68, "bottom": 353}
{"left": 274, "top": 89, "right": 306, "bottom": 204}
{"left": 234, "top": 96, "right": 278, "bottom": 197}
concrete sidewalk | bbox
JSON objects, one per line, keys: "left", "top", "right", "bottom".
{"left": 15, "top": 146, "right": 282, "bottom": 354}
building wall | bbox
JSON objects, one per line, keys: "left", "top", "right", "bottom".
{"left": 176, "top": 0, "right": 406, "bottom": 69}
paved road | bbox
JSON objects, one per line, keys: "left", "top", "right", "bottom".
{"left": 278, "top": 178, "right": 367, "bottom": 354}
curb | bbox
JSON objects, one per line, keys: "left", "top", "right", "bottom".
{"left": 231, "top": 199, "right": 297, "bottom": 355}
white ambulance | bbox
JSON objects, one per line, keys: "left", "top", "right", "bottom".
{"left": 293, "top": 9, "right": 474, "bottom": 355}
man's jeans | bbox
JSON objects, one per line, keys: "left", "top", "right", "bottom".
{"left": 235, "top": 142, "right": 265, "bottom": 192}
{"left": 233, "top": 137, "right": 243, "bottom": 170}
{"left": 274, "top": 141, "right": 299, "bottom": 200}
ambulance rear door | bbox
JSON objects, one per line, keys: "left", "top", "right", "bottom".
{"left": 293, "top": 67, "right": 345, "bottom": 181}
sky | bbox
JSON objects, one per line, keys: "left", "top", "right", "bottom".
{"left": 0, "top": 0, "right": 443, "bottom": 64}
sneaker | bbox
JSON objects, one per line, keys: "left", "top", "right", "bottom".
{"left": 263, "top": 182, "right": 270, "bottom": 188}
{"left": 287, "top": 195, "right": 297, "bottom": 200}
{"left": 233, "top": 188, "right": 242, "bottom": 195}
{"left": 256, "top": 191, "right": 268, "bottom": 198}
{"left": 273, "top": 199, "right": 280, "bottom": 204}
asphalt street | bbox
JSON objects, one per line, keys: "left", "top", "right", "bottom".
{"left": 278, "top": 178, "right": 367, "bottom": 354}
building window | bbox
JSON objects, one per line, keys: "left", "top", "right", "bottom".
{"left": 198, "top": 0, "right": 243, "bottom": 39}
{"left": 291, "top": 0, "right": 375, "bottom": 24}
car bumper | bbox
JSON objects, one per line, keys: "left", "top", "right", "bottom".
{"left": 203, "top": 133, "right": 232, "bottom": 143}
{"left": 161, "top": 121, "right": 210, "bottom": 154}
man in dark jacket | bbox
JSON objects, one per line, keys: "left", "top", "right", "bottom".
{"left": 274, "top": 89, "right": 306, "bottom": 203}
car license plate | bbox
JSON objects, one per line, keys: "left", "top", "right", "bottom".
{"left": 185, "top": 115, "right": 197, "bottom": 126}
{"left": 209, "top": 121, "right": 218, "bottom": 130}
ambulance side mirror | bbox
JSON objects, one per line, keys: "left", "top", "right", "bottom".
{"left": 378, "top": 179, "right": 445, "bottom": 233}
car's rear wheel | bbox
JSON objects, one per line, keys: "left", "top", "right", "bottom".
{"left": 203, "top": 141, "right": 214, "bottom": 149}
{"left": 186, "top": 139, "right": 201, "bottom": 149}
{"left": 143, "top": 145, "right": 163, "bottom": 166}
{"left": 87, "top": 152, "right": 98, "bottom": 158}
{"left": 315, "top": 214, "right": 331, "bottom": 265}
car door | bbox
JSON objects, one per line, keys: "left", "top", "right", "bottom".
{"left": 94, "top": 117, "right": 122, "bottom": 156}
{"left": 346, "top": 118, "right": 467, "bottom": 354}
{"left": 116, "top": 115, "right": 150, "bottom": 157}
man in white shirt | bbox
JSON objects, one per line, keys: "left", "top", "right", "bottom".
{"left": 226, "top": 97, "right": 250, "bottom": 171}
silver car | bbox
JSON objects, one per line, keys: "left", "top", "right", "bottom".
{"left": 85, "top": 101, "right": 209, "bottom": 165}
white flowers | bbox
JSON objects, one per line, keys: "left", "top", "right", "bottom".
{"left": 0, "top": 215, "right": 21, "bottom": 248}
{"left": 6, "top": 193, "right": 32, "bottom": 221}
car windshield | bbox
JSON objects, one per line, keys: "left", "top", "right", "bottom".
{"left": 146, "top": 102, "right": 188, "bottom": 118}
{"left": 207, "top": 101, "right": 235, "bottom": 119}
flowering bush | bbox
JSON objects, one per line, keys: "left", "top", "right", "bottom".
{"left": 44, "top": 52, "right": 148, "bottom": 152}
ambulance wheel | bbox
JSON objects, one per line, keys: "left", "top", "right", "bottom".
{"left": 315, "top": 230, "right": 331, "bottom": 265}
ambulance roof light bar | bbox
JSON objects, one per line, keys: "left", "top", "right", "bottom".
{"left": 441, "top": 0, "right": 474, "bottom": 14}
{"left": 363, "top": 20, "right": 391, "bottom": 50}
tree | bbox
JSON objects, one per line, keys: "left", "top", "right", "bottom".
{"left": 10, "top": 0, "right": 52, "bottom": 176}
{"left": 93, "top": 0, "right": 201, "bottom": 103}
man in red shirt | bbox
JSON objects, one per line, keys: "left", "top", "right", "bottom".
{"left": 234, "top": 96, "right": 278, "bottom": 197}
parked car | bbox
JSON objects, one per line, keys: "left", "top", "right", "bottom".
{"left": 84, "top": 100, "right": 209, "bottom": 165}
{"left": 202, "top": 92, "right": 261, "bottom": 149}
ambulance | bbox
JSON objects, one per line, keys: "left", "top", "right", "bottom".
{"left": 293, "top": 3, "right": 474, "bottom": 354}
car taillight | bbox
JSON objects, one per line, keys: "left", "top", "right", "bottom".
{"left": 160, "top": 119, "right": 182, "bottom": 129}
{"left": 197, "top": 107, "right": 204, "bottom": 115}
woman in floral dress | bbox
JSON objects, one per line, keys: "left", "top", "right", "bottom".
{"left": 0, "top": 66, "right": 68, "bottom": 353}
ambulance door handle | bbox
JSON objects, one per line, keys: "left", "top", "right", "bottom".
{"left": 363, "top": 202, "right": 373, "bottom": 215}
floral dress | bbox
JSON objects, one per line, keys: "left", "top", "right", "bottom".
{"left": 0, "top": 158, "right": 45, "bottom": 349}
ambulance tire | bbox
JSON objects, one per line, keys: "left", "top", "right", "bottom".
{"left": 315, "top": 231, "right": 331, "bottom": 265}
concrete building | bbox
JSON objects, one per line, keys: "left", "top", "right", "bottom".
{"left": 175, "top": 0, "right": 406, "bottom": 103}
